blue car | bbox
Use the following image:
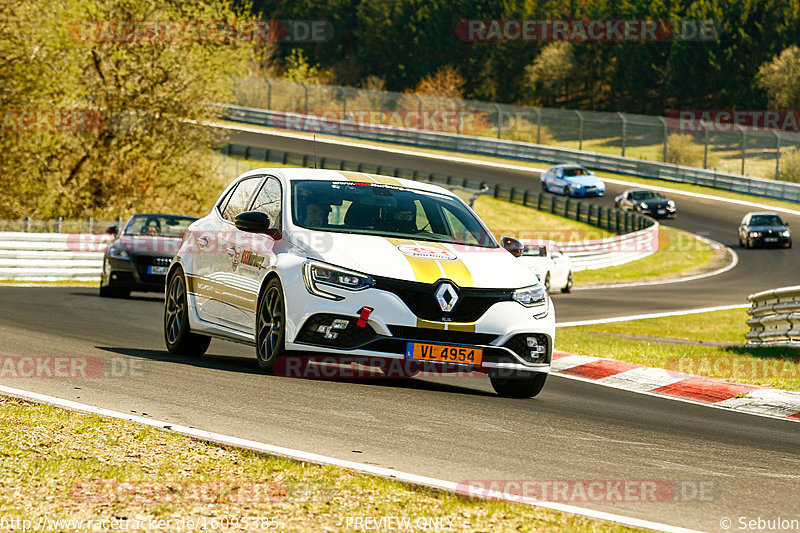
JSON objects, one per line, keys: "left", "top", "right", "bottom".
{"left": 540, "top": 164, "right": 606, "bottom": 197}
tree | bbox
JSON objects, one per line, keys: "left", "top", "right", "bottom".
{"left": 525, "top": 42, "right": 576, "bottom": 106}
{"left": 0, "top": 0, "right": 256, "bottom": 218}
{"left": 414, "top": 65, "right": 465, "bottom": 98}
{"left": 757, "top": 46, "right": 800, "bottom": 109}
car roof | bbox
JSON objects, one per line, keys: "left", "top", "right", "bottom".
{"left": 625, "top": 189, "right": 663, "bottom": 194}
{"left": 552, "top": 163, "right": 589, "bottom": 169}
{"left": 232, "top": 168, "right": 459, "bottom": 196}
{"left": 745, "top": 211, "right": 781, "bottom": 216}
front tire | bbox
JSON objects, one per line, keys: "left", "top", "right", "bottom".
{"left": 563, "top": 186, "right": 571, "bottom": 197}
{"left": 255, "top": 278, "right": 286, "bottom": 371}
{"left": 164, "top": 269, "right": 210, "bottom": 356}
{"left": 561, "top": 271, "right": 573, "bottom": 293}
{"left": 543, "top": 272, "right": 551, "bottom": 293}
{"left": 490, "top": 374, "right": 547, "bottom": 399}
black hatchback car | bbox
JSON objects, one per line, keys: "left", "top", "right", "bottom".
{"left": 100, "top": 214, "right": 197, "bottom": 297}
{"left": 738, "top": 212, "right": 792, "bottom": 249}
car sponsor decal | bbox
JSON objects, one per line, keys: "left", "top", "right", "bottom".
{"left": 385, "top": 238, "right": 475, "bottom": 288}
{"left": 185, "top": 274, "right": 257, "bottom": 312}
{"left": 416, "top": 318, "right": 476, "bottom": 332}
{"left": 398, "top": 244, "right": 457, "bottom": 261}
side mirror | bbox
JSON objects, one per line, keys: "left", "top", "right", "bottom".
{"left": 786, "top": 222, "right": 790, "bottom": 227}
{"left": 106, "top": 225, "right": 118, "bottom": 237}
{"left": 501, "top": 236, "right": 524, "bottom": 258}
{"left": 234, "top": 211, "right": 270, "bottom": 233}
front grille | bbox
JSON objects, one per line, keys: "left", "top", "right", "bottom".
{"left": 295, "top": 313, "right": 378, "bottom": 349}
{"left": 388, "top": 325, "right": 499, "bottom": 345}
{"left": 374, "top": 276, "right": 513, "bottom": 322}
{"left": 503, "top": 333, "right": 551, "bottom": 363}
{"left": 134, "top": 255, "right": 171, "bottom": 284}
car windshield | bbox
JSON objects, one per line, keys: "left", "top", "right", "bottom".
{"left": 631, "top": 191, "right": 661, "bottom": 200}
{"left": 123, "top": 215, "right": 196, "bottom": 237}
{"left": 749, "top": 215, "right": 784, "bottom": 226}
{"left": 563, "top": 167, "right": 590, "bottom": 176}
{"left": 291, "top": 180, "right": 497, "bottom": 248}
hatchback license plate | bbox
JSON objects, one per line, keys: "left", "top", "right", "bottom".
{"left": 405, "top": 342, "right": 483, "bottom": 365}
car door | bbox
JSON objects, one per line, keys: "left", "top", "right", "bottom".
{"left": 217, "top": 176, "right": 284, "bottom": 332}
{"left": 206, "top": 176, "right": 265, "bottom": 329}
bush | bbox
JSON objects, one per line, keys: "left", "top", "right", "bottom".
{"left": 666, "top": 134, "right": 718, "bottom": 168}
{"left": 778, "top": 146, "right": 800, "bottom": 183}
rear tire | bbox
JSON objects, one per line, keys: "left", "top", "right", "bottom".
{"left": 543, "top": 272, "right": 551, "bottom": 293}
{"left": 164, "top": 268, "right": 210, "bottom": 356}
{"left": 255, "top": 278, "right": 287, "bottom": 372}
{"left": 490, "top": 374, "right": 547, "bottom": 399}
{"left": 561, "top": 271, "right": 573, "bottom": 293}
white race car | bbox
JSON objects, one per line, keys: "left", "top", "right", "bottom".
{"left": 164, "top": 169, "right": 555, "bottom": 398}
{"left": 518, "top": 241, "right": 573, "bottom": 293}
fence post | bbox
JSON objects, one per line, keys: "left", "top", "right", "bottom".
{"left": 88, "top": 217, "right": 94, "bottom": 233}
{"left": 456, "top": 100, "right": 462, "bottom": 135}
{"left": 618, "top": 112, "right": 627, "bottom": 157}
{"left": 739, "top": 125, "right": 746, "bottom": 175}
{"left": 265, "top": 78, "right": 272, "bottom": 109}
{"left": 535, "top": 107, "right": 542, "bottom": 144}
{"left": 24, "top": 216, "right": 30, "bottom": 232}
{"left": 56, "top": 216, "right": 63, "bottom": 233}
{"left": 414, "top": 94, "right": 422, "bottom": 126}
{"left": 658, "top": 116, "right": 668, "bottom": 162}
{"left": 300, "top": 82, "right": 308, "bottom": 115}
{"left": 494, "top": 104, "right": 502, "bottom": 139}
{"left": 775, "top": 131, "right": 781, "bottom": 179}
{"left": 703, "top": 121, "right": 710, "bottom": 169}
{"left": 575, "top": 110, "right": 584, "bottom": 151}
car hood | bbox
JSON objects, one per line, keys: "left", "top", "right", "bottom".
{"left": 565, "top": 175, "right": 604, "bottom": 187}
{"left": 294, "top": 231, "right": 538, "bottom": 289}
{"left": 639, "top": 198, "right": 669, "bottom": 207}
{"left": 117, "top": 235, "right": 182, "bottom": 256}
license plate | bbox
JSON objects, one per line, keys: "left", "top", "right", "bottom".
{"left": 764, "top": 237, "right": 778, "bottom": 243}
{"left": 405, "top": 342, "right": 483, "bottom": 365}
{"left": 147, "top": 265, "right": 169, "bottom": 275}
{"left": 657, "top": 209, "right": 666, "bottom": 214}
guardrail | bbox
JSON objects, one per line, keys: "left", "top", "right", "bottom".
{"left": 746, "top": 286, "right": 800, "bottom": 348}
{"left": 0, "top": 232, "right": 108, "bottom": 281}
{"left": 219, "top": 104, "right": 800, "bottom": 204}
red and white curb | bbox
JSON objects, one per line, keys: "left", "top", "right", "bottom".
{"left": 552, "top": 351, "right": 800, "bottom": 421}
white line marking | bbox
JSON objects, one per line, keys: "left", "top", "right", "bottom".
{"left": 556, "top": 303, "right": 751, "bottom": 327}
{"left": 208, "top": 121, "right": 800, "bottom": 216}
{"left": 0, "top": 384, "right": 698, "bottom": 533}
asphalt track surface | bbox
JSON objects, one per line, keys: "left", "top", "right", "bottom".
{"left": 1, "top": 129, "right": 799, "bottom": 532}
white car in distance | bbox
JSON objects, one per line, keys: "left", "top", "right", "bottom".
{"left": 518, "top": 241, "right": 573, "bottom": 293}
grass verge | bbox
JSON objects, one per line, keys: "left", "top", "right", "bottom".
{"left": 0, "top": 395, "right": 640, "bottom": 532}
{"left": 573, "top": 226, "right": 718, "bottom": 285}
{"left": 557, "top": 308, "right": 800, "bottom": 391}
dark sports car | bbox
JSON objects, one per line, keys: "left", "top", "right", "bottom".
{"left": 100, "top": 214, "right": 197, "bottom": 298}
{"left": 614, "top": 189, "right": 676, "bottom": 218}
{"left": 738, "top": 212, "right": 792, "bottom": 249}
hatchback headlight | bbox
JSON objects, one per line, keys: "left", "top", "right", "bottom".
{"left": 782, "top": 230, "right": 791, "bottom": 237}
{"left": 303, "top": 260, "right": 375, "bottom": 300}
{"left": 107, "top": 244, "right": 130, "bottom": 260}
{"left": 640, "top": 202, "right": 648, "bottom": 209}
{"left": 512, "top": 284, "right": 547, "bottom": 308}
{"left": 667, "top": 200, "right": 676, "bottom": 208}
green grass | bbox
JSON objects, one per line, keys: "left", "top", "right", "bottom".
{"left": 574, "top": 226, "right": 717, "bottom": 284}
{"left": 0, "top": 395, "right": 640, "bottom": 532}
{"left": 557, "top": 308, "right": 800, "bottom": 391}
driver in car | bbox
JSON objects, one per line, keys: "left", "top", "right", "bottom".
{"left": 386, "top": 199, "right": 417, "bottom": 234}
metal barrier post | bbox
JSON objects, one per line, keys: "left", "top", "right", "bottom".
{"left": 658, "top": 116, "right": 668, "bottom": 162}
{"left": 575, "top": 110, "right": 584, "bottom": 151}
{"left": 618, "top": 112, "right": 627, "bottom": 157}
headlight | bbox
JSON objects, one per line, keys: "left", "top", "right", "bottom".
{"left": 749, "top": 231, "right": 761, "bottom": 238}
{"left": 640, "top": 202, "right": 648, "bottom": 209}
{"left": 303, "top": 260, "right": 375, "bottom": 300}
{"left": 108, "top": 244, "right": 129, "bottom": 260}
{"left": 782, "top": 230, "right": 791, "bottom": 237}
{"left": 667, "top": 200, "right": 675, "bottom": 207}
{"left": 512, "top": 284, "right": 547, "bottom": 308}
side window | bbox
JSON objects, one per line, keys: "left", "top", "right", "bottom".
{"left": 442, "top": 206, "right": 479, "bottom": 246}
{"left": 252, "top": 177, "right": 282, "bottom": 228}
{"left": 220, "top": 177, "right": 262, "bottom": 221}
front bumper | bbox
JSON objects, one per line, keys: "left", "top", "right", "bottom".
{"left": 102, "top": 254, "right": 173, "bottom": 292}
{"left": 571, "top": 188, "right": 605, "bottom": 198}
{"left": 749, "top": 235, "right": 791, "bottom": 247}
{"left": 639, "top": 206, "right": 676, "bottom": 218}
{"left": 282, "top": 275, "right": 555, "bottom": 375}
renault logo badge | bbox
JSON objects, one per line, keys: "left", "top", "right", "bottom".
{"left": 435, "top": 282, "right": 459, "bottom": 312}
